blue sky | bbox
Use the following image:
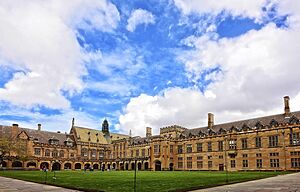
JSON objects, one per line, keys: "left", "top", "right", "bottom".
{"left": 0, "top": 0, "right": 300, "bottom": 136}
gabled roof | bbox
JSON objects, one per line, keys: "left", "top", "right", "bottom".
{"left": 183, "top": 111, "right": 300, "bottom": 136}
{"left": 72, "top": 126, "right": 129, "bottom": 144}
{"left": 20, "top": 128, "right": 74, "bottom": 145}
{"left": 0, "top": 125, "right": 74, "bottom": 145}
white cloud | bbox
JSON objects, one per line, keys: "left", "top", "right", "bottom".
{"left": 126, "top": 9, "right": 155, "bottom": 32}
{"left": 0, "top": 104, "right": 101, "bottom": 133}
{"left": 119, "top": 2, "right": 300, "bottom": 136}
{"left": 0, "top": 0, "right": 120, "bottom": 109}
{"left": 174, "top": 0, "right": 268, "bottom": 22}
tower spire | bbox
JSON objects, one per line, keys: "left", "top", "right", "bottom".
{"left": 102, "top": 119, "right": 109, "bottom": 134}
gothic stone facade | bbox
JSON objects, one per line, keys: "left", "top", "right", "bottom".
{"left": 1, "top": 96, "right": 300, "bottom": 171}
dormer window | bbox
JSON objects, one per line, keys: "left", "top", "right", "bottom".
{"left": 33, "top": 138, "right": 39, "bottom": 143}
{"left": 49, "top": 136, "right": 59, "bottom": 145}
{"left": 64, "top": 137, "right": 74, "bottom": 147}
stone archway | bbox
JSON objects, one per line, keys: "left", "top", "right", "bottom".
{"left": 125, "top": 163, "right": 129, "bottom": 170}
{"left": 169, "top": 163, "right": 174, "bottom": 171}
{"left": 75, "top": 163, "right": 82, "bottom": 169}
{"left": 93, "top": 164, "right": 99, "bottom": 170}
{"left": 154, "top": 160, "right": 161, "bottom": 171}
{"left": 120, "top": 163, "right": 124, "bottom": 170}
{"left": 112, "top": 163, "right": 116, "bottom": 170}
{"left": 107, "top": 164, "right": 111, "bottom": 170}
{"left": 144, "top": 162, "right": 149, "bottom": 170}
{"left": 131, "top": 162, "right": 135, "bottom": 170}
{"left": 26, "top": 162, "right": 36, "bottom": 168}
{"left": 52, "top": 162, "right": 61, "bottom": 170}
{"left": 12, "top": 161, "right": 22, "bottom": 168}
{"left": 1, "top": 161, "right": 7, "bottom": 167}
{"left": 64, "top": 163, "right": 72, "bottom": 170}
{"left": 101, "top": 164, "right": 105, "bottom": 171}
{"left": 40, "top": 162, "right": 49, "bottom": 169}
{"left": 84, "top": 163, "right": 90, "bottom": 169}
{"left": 137, "top": 162, "right": 142, "bottom": 170}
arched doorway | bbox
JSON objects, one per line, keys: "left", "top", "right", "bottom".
{"left": 125, "top": 163, "right": 129, "bottom": 170}
{"left": 155, "top": 160, "right": 161, "bottom": 171}
{"left": 40, "top": 162, "right": 49, "bottom": 169}
{"left": 107, "top": 164, "right": 111, "bottom": 170}
{"left": 131, "top": 162, "right": 135, "bottom": 170}
{"left": 26, "top": 162, "right": 36, "bottom": 168}
{"left": 169, "top": 163, "right": 174, "bottom": 171}
{"left": 137, "top": 162, "right": 142, "bottom": 170}
{"left": 52, "top": 162, "right": 61, "bottom": 170}
{"left": 120, "top": 163, "right": 124, "bottom": 170}
{"left": 12, "top": 161, "right": 22, "bottom": 168}
{"left": 1, "top": 161, "right": 7, "bottom": 167}
{"left": 64, "top": 163, "right": 72, "bottom": 170}
{"left": 101, "top": 164, "right": 105, "bottom": 171}
{"left": 112, "top": 163, "right": 116, "bottom": 170}
{"left": 84, "top": 163, "right": 90, "bottom": 169}
{"left": 75, "top": 163, "right": 81, "bottom": 169}
{"left": 93, "top": 164, "right": 99, "bottom": 170}
{"left": 144, "top": 162, "right": 149, "bottom": 170}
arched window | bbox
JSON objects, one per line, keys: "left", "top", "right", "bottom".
{"left": 59, "top": 150, "right": 64, "bottom": 157}
{"left": 45, "top": 149, "right": 50, "bottom": 157}
{"left": 81, "top": 148, "right": 88, "bottom": 157}
{"left": 91, "top": 149, "right": 96, "bottom": 159}
{"left": 52, "top": 150, "right": 58, "bottom": 157}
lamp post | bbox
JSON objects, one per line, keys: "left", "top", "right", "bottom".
{"left": 282, "top": 129, "right": 286, "bottom": 171}
{"left": 133, "top": 159, "right": 137, "bottom": 192}
{"left": 224, "top": 136, "right": 228, "bottom": 183}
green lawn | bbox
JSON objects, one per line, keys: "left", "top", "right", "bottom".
{"left": 0, "top": 170, "right": 288, "bottom": 192}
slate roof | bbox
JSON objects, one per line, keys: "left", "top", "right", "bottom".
{"left": 0, "top": 125, "right": 74, "bottom": 145}
{"left": 183, "top": 111, "right": 300, "bottom": 137}
{"left": 21, "top": 128, "right": 74, "bottom": 145}
{"left": 72, "top": 126, "right": 129, "bottom": 144}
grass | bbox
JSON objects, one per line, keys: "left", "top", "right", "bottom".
{"left": 0, "top": 170, "right": 289, "bottom": 192}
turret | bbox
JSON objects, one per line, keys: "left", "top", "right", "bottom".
{"left": 102, "top": 119, "right": 109, "bottom": 134}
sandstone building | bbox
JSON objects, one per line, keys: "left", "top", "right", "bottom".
{"left": 0, "top": 96, "right": 300, "bottom": 171}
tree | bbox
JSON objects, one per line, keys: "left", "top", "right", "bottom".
{"left": 0, "top": 137, "right": 28, "bottom": 167}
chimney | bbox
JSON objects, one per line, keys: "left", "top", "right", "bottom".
{"left": 208, "top": 113, "right": 214, "bottom": 129}
{"left": 284, "top": 96, "right": 290, "bottom": 116}
{"left": 37, "top": 123, "right": 41, "bottom": 131}
{"left": 11, "top": 123, "right": 19, "bottom": 138}
{"left": 146, "top": 127, "right": 152, "bottom": 138}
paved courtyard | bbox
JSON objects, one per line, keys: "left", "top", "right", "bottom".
{"left": 192, "top": 172, "right": 300, "bottom": 192}
{"left": 0, "top": 176, "right": 80, "bottom": 192}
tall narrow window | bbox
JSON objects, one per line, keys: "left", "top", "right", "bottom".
{"left": 178, "top": 145, "right": 183, "bottom": 154}
{"left": 197, "top": 143, "right": 203, "bottom": 152}
{"left": 241, "top": 138, "right": 248, "bottom": 149}
{"left": 186, "top": 144, "right": 192, "bottom": 153}
{"left": 229, "top": 139, "right": 237, "bottom": 149}
{"left": 269, "top": 135, "right": 279, "bottom": 147}
{"left": 34, "top": 148, "right": 41, "bottom": 156}
{"left": 255, "top": 137, "right": 262, "bottom": 148}
{"left": 154, "top": 144, "right": 160, "bottom": 154}
{"left": 207, "top": 142, "right": 212, "bottom": 152}
{"left": 256, "top": 159, "right": 262, "bottom": 168}
{"left": 218, "top": 141, "right": 223, "bottom": 151}
{"left": 292, "top": 133, "right": 300, "bottom": 145}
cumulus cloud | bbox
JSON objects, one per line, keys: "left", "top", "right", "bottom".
{"left": 174, "top": 0, "right": 268, "bottom": 22}
{"left": 0, "top": 0, "right": 120, "bottom": 109}
{"left": 0, "top": 103, "right": 101, "bottom": 133}
{"left": 119, "top": 1, "right": 300, "bottom": 136}
{"left": 126, "top": 9, "right": 155, "bottom": 32}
